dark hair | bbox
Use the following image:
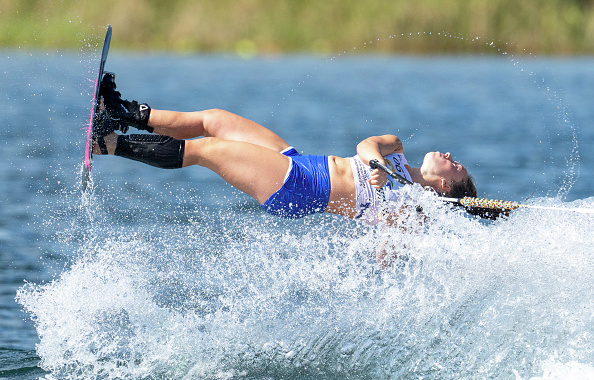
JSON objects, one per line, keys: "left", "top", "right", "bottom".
{"left": 444, "top": 175, "right": 477, "bottom": 199}
{"left": 443, "top": 175, "right": 506, "bottom": 219}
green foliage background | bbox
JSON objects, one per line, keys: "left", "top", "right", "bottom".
{"left": 2, "top": 0, "right": 594, "bottom": 54}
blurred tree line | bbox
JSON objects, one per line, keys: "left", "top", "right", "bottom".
{"left": 2, "top": 0, "right": 594, "bottom": 54}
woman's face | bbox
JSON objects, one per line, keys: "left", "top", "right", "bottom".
{"left": 421, "top": 151, "right": 468, "bottom": 184}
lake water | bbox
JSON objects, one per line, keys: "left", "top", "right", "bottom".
{"left": 1, "top": 48, "right": 594, "bottom": 379}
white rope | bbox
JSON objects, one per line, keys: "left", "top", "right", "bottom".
{"left": 524, "top": 205, "right": 594, "bottom": 214}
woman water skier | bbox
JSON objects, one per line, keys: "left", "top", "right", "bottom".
{"left": 93, "top": 73, "right": 476, "bottom": 226}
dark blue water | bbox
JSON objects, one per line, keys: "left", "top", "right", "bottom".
{"left": 1, "top": 48, "right": 594, "bottom": 379}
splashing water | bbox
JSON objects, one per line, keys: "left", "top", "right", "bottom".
{"left": 16, "top": 185, "right": 594, "bottom": 379}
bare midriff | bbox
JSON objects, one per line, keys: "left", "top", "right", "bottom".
{"left": 325, "top": 155, "right": 357, "bottom": 219}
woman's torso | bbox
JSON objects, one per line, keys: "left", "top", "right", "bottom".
{"left": 326, "top": 155, "right": 358, "bottom": 218}
{"left": 325, "top": 153, "right": 412, "bottom": 222}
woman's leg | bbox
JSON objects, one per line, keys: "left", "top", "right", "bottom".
{"left": 182, "top": 137, "right": 290, "bottom": 204}
{"left": 94, "top": 133, "right": 291, "bottom": 204}
{"left": 101, "top": 75, "right": 290, "bottom": 152}
{"left": 148, "top": 108, "right": 291, "bottom": 153}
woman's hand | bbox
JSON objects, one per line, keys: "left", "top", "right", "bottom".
{"left": 369, "top": 168, "right": 388, "bottom": 189}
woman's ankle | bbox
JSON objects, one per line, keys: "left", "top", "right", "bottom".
{"left": 93, "top": 132, "right": 118, "bottom": 155}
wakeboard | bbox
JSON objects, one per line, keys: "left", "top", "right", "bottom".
{"left": 82, "top": 24, "right": 112, "bottom": 192}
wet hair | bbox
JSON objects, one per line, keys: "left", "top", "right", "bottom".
{"left": 443, "top": 175, "right": 507, "bottom": 219}
{"left": 444, "top": 174, "right": 477, "bottom": 199}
